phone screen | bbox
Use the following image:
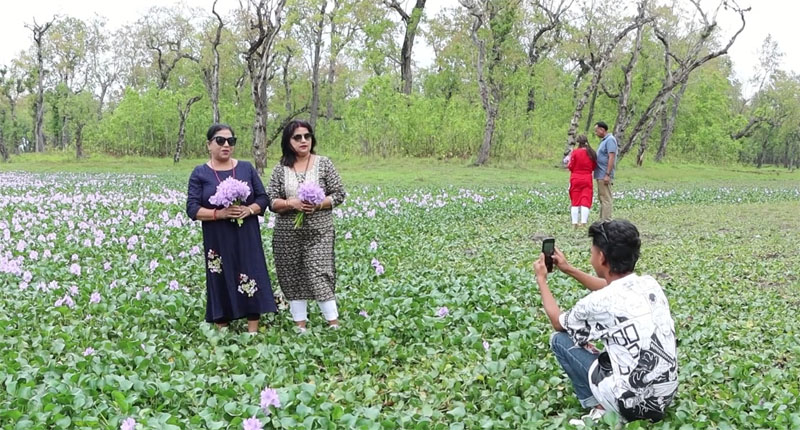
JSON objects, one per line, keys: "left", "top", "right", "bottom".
{"left": 542, "top": 239, "right": 555, "bottom": 255}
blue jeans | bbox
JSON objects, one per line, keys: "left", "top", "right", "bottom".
{"left": 550, "top": 332, "right": 599, "bottom": 408}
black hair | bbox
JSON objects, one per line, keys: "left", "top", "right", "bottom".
{"left": 206, "top": 123, "right": 234, "bottom": 141}
{"left": 588, "top": 219, "right": 641, "bottom": 275}
{"left": 595, "top": 121, "right": 609, "bottom": 131}
{"left": 576, "top": 134, "right": 597, "bottom": 163}
{"left": 280, "top": 119, "right": 317, "bottom": 166}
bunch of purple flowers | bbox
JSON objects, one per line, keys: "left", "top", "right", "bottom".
{"left": 294, "top": 182, "right": 325, "bottom": 229}
{"left": 209, "top": 177, "right": 251, "bottom": 226}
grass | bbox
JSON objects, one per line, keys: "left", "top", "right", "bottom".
{"left": 1, "top": 151, "right": 798, "bottom": 188}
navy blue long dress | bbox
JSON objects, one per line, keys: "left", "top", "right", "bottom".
{"left": 186, "top": 160, "right": 278, "bottom": 322}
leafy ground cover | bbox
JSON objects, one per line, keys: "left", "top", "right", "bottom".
{"left": 1, "top": 166, "right": 799, "bottom": 429}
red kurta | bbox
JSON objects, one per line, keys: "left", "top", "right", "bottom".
{"left": 568, "top": 148, "right": 597, "bottom": 207}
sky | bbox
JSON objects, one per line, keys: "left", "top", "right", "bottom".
{"left": 3, "top": 0, "right": 798, "bottom": 96}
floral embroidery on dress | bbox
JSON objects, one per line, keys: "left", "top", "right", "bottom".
{"left": 237, "top": 273, "right": 258, "bottom": 297}
{"left": 207, "top": 249, "right": 222, "bottom": 273}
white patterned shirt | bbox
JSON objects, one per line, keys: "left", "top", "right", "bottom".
{"left": 559, "top": 274, "right": 678, "bottom": 422}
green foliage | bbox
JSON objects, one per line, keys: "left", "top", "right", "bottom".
{"left": 1, "top": 1, "right": 797, "bottom": 168}
{"left": 1, "top": 168, "right": 799, "bottom": 428}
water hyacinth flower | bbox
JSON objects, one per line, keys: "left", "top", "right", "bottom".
{"left": 209, "top": 177, "right": 251, "bottom": 227}
{"left": 359, "top": 310, "right": 369, "bottom": 318}
{"left": 169, "top": 280, "right": 179, "bottom": 290}
{"left": 120, "top": 418, "right": 136, "bottom": 430}
{"left": 437, "top": 306, "right": 449, "bottom": 318}
{"left": 294, "top": 182, "right": 326, "bottom": 229}
{"left": 69, "top": 263, "right": 82, "bottom": 276}
{"left": 242, "top": 417, "right": 263, "bottom": 430}
{"left": 103, "top": 261, "right": 112, "bottom": 271}
{"left": 344, "top": 231, "right": 352, "bottom": 240}
{"left": 369, "top": 241, "right": 378, "bottom": 252}
{"left": 83, "top": 347, "right": 95, "bottom": 356}
{"left": 260, "top": 387, "right": 281, "bottom": 413}
{"left": 371, "top": 258, "right": 385, "bottom": 275}
{"left": 90, "top": 292, "right": 101, "bottom": 304}
{"left": 483, "top": 340, "right": 490, "bottom": 351}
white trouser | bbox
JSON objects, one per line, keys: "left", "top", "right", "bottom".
{"left": 289, "top": 300, "right": 339, "bottom": 322}
{"left": 571, "top": 206, "right": 590, "bottom": 224}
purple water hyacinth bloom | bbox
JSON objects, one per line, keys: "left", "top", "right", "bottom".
{"left": 90, "top": 292, "right": 101, "bottom": 304}
{"left": 69, "top": 263, "right": 81, "bottom": 276}
{"left": 437, "top": 306, "right": 449, "bottom": 318}
{"left": 294, "top": 182, "right": 325, "bottom": 228}
{"left": 149, "top": 260, "right": 159, "bottom": 271}
{"left": 120, "top": 418, "right": 136, "bottom": 430}
{"left": 344, "top": 231, "right": 352, "bottom": 240}
{"left": 359, "top": 310, "right": 369, "bottom": 317}
{"left": 209, "top": 177, "right": 251, "bottom": 208}
{"left": 83, "top": 347, "right": 95, "bottom": 356}
{"left": 369, "top": 241, "right": 378, "bottom": 251}
{"left": 371, "top": 258, "right": 380, "bottom": 267}
{"left": 375, "top": 264, "right": 385, "bottom": 275}
{"left": 69, "top": 285, "right": 79, "bottom": 295}
{"left": 169, "top": 280, "right": 179, "bottom": 290}
{"left": 260, "top": 387, "right": 281, "bottom": 413}
{"left": 297, "top": 182, "right": 325, "bottom": 205}
{"left": 103, "top": 261, "right": 111, "bottom": 271}
{"left": 242, "top": 417, "right": 264, "bottom": 430}
{"left": 483, "top": 340, "right": 490, "bottom": 351}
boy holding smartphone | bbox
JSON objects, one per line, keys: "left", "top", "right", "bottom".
{"left": 533, "top": 220, "right": 678, "bottom": 426}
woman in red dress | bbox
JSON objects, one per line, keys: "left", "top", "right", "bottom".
{"left": 567, "top": 135, "right": 597, "bottom": 227}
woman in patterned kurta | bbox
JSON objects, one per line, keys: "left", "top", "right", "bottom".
{"left": 186, "top": 124, "right": 277, "bottom": 333}
{"left": 267, "top": 120, "right": 346, "bottom": 332}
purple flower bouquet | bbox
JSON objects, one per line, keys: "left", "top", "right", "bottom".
{"left": 209, "top": 177, "right": 251, "bottom": 227}
{"left": 294, "top": 182, "right": 325, "bottom": 229}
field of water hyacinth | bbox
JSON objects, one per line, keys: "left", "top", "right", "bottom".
{"left": 1, "top": 169, "right": 800, "bottom": 430}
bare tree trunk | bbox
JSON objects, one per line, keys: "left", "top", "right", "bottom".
{"left": 386, "top": 0, "right": 427, "bottom": 94}
{"left": 476, "top": 105, "right": 498, "bottom": 165}
{"left": 584, "top": 84, "right": 598, "bottom": 133}
{"left": 309, "top": 0, "right": 327, "bottom": 128}
{"left": 566, "top": 18, "right": 646, "bottom": 152}
{"left": 655, "top": 78, "right": 688, "bottom": 162}
{"left": 97, "top": 80, "right": 112, "bottom": 120}
{"left": 243, "top": 0, "right": 288, "bottom": 174}
{"left": 524, "top": 0, "right": 569, "bottom": 113}
{"left": 0, "top": 139, "right": 8, "bottom": 162}
{"left": 612, "top": 6, "right": 646, "bottom": 146}
{"left": 174, "top": 96, "right": 202, "bottom": 163}
{"left": 324, "top": 0, "right": 357, "bottom": 119}
{"left": 208, "top": 0, "right": 224, "bottom": 123}
{"left": 620, "top": 2, "right": 749, "bottom": 157}
{"left": 0, "top": 113, "right": 8, "bottom": 161}
{"left": 635, "top": 101, "right": 664, "bottom": 166}
{"left": 60, "top": 117, "right": 70, "bottom": 150}
{"left": 282, "top": 50, "right": 294, "bottom": 113}
{"left": 75, "top": 123, "right": 85, "bottom": 159}
{"left": 28, "top": 19, "right": 54, "bottom": 153}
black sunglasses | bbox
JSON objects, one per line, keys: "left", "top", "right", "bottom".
{"left": 291, "top": 133, "right": 313, "bottom": 142}
{"left": 597, "top": 221, "right": 609, "bottom": 243}
{"left": 212, "top": 136, "right": 237, "bottom": 146}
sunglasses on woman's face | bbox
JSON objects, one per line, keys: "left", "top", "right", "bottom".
{"left": 212, "top": 136, "right": 237, "bottom": 146}
{"left": 292, "top": 133, "right": 313, "bottom": 142}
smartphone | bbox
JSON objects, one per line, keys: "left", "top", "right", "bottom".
{"left": 542, "top": 237, "right": 555, "bottom": 273}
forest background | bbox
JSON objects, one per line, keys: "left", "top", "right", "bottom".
{"left": 0, "top": 0, "right": 798, "bottom": 171}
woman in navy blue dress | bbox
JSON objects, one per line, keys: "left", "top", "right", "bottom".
{"left": 186, "top": 124, "right": 277, "bottom": 333}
